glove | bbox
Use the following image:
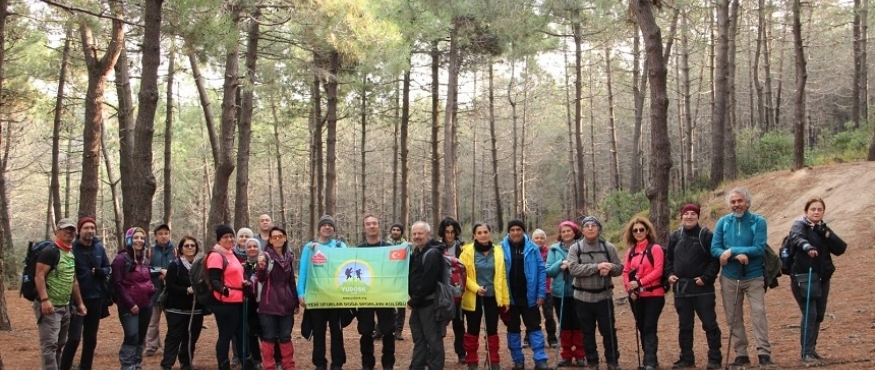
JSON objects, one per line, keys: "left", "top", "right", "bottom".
{"left": 499, "top": 306, "right": 510, "bottom": 325}
{"left": 813, "top": 223, "right": 829, "bottom": 237}
{"left": 222, "top": 287, "right": 230, "bottom": 297}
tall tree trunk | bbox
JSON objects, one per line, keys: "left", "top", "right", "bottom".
{"left": 443, "top": 22, "right": 461, "bottom": 220}
{"left": 100, "top": 120, "right": 124, "bottom": 249}
{"left": 604, "top": 46, "right": 620, "bottom": 191}
{"left": 763, "top": 0, "right": 775, "bottom": 130}
{"left": 0, "top": 0, "right": 11, "bottom": 331}
{"left": 78, "top": 1, "right": 125, "bottom": 219}
{"left": 430, "top": 42, "right": 441, "bottom": 224}
{"left": 392, "top": 78, "right": 400, "bottom": 221}
{"left": 309, "top": 53, "right": 323, "bottom": 236}
{"left": 854, "top": 0, "right": 862, "bottom": 128}
{"left": 188, "top": 52, "right": 220, "bottom": 164}
{"left": 754, "top": 0, "right": 765, "bottom": 128}
{"left": 116, "top": 47, "right": 135, "bottom": 219}
{"left": 775, "top": 25, "right": 786, "bottom": 128}
{"left": 359, "top": 76, "right": 368, "bottom": 216}
{"left": 682, "top": 10, "right": 694, "bottom": 182}
{"left": 163, "top": 39, "right": 175, "bottom": 225}
{"left": 710, "top": 0, "right": 729, "bottom": 189}
{"left": 234, "top": 9, "right": 259, "bottom": 229}
{"left": 563, "top": 34, "right": 578, "bottom": 216}
{"left": 271, "top": 102, "right": 288, "bottom": 230}
{"left": 631, "top": 31, "right": 648, "bottom": 194}
{"left": 725, "top": 0, "right": 739, "bottom": 180}
{"left": 520, "top": 59, "right": 529, "bottom": 221}
{"left": 508, "top": 58, "right": 520, "bottom": 216}
{"left": 633, "top": 0, "right": 671, "bottom": 244}
{"left": 572, "top": 18, "right": 588, "bottom": 215}
{"left": 401, "top": 69, "right": 411, "bottom": 228}
{"left": 862, "top": 0, "right": 869, "bottom": 120}
{"left": 51, "top": 29, "right": 72, "bottom": 224}
{"left": 791, "top": 0, "right": 807, "bottom": 169}
{"left": 488, "top": 60, "right": 504, "bottom": 230}
{"left": 324, "top": 49, "right": 339, "bottom": 216}
{"left": 207, "top": 9, "right": 241, "bottom": 231}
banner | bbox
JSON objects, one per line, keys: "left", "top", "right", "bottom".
{"left": 304, "top": 244, "right": 410, "bottom": 308}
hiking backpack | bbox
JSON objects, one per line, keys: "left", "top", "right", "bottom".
{"left": 625, "top": 242, "right": 670, "bottom": 293}
{"left": 721, "top": 216, "right": 783, "bottom": 291}
{"left": 20, "top": 241, "right": 60, "bottom": 301}
{"left": 107, "top": 253, "right": 136, "bottom": 304}
{"left": 778, "top": 235, "right": 794, "bottom": 275}
{"left": 423, "top": 248, "right": 464, "bottom": 322}
{"left": 189, "top": 250, "right": 228, "bottom": 312}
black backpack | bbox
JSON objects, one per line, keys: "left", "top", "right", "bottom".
{"left": 626, "top": 242, "right": 670, "bottom": 292}
{"left": 190, "top": 250, "right": 228, "bottom": 313}
{"left": 20, "top": 241, "right": 60, "bottom": 301}
{"left": 107, "top": 252, "right": 137, "bottom": 304}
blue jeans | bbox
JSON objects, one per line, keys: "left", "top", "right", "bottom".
{"left": 259, "top": 314, "right": 294, "bottom": 343}
{"left": 210, "top": 303, "right": 243, "bottom": 366}
{"left": 118, "top": 305, "right": 152, "bottom": 370}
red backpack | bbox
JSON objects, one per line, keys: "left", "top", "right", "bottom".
{"left": 424, "top": 248, "right": 468, "bottom": 303}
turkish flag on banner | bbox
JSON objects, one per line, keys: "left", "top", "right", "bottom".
{"left": 389, "top": 247, "right": 407, "bottom": 261}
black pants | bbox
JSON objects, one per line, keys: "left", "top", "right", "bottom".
{"left": 553, "top": 296, "right": 581, "bottom": 330}
{"left": 791, "top": 277, "right": 830, "bottom": 356}
{"left": 631, "top": 296, "right": 665, "bottom": 367}
{"left": 675, "top": 293, "right": 722, "bottom": 364}
{"left": 161, "top": 311, "right": 204, "bottom": 369}
{"left": 308, "top": 308, "right": 347, "bottom": 368}
{"left": 465, "top": 296, "right": 499, "bottom": 336}
{"left": 526, "top": 297, "right": 557, "bottom": 340}
{"left": 210, "top": 303, "right": 243, "bottom": 367}
{"left": 59, "top": 298, "right": 103, "bottom": 370}
{"left": 357, "top": 308, "right": 396, "bottom": 368}
{"left": 506, "top": 304, "right": 542, "bottom": 334}
{"left": 575, "top": 298, "right": 620, "bottom": 365}
{"left": 394, "top": 307, "right": 406, "bottom": 333}
{"left": 451, "top": 302, "right": 466, "bottom": 358}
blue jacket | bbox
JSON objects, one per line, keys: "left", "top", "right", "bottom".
{"left": 501, "top": 234, "right": 546, "bottom": 307}
{"left": 297, "top": 238, "right": 348, "bottom": 297}
{"left": 71, "top": 237, "right": 111, "bottom": 301}
{"left": 711, "top": 211, "right": 767, "bottom": 280}
{"left": 148, "top": 241, "right": 177, "bottom": 305}
{"left": 545, "top": 241, "right": 574, "bottom": 298}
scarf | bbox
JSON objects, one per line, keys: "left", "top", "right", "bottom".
{"left": 54, "top": 238, "right": 72, "bottom": 252}
{"left": 181, "top": 256, "right": 193, "bottom": 271}
{"left": 474, "top": 240, "right": 493, "bottom": 253}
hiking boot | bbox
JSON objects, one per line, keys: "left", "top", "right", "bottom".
{"left": 706, "top": 362, "right": 722, "bottom": 369}
{"left": 585, "top": 363, "right": 599, "bottom": 370}
{"left": 534, "top": 362, "right": 554, "bottom": 370}
{"left": 575, "top": 360, "right": 587, "bottom": 367}
{"left": 812, "top": 353, "right": 824, "bottom": 360}
{"left": 467, "top": 365, "right": 478, "bottom": 370}
{"left": 458, "top": 355, "right": 466, "bottom": 364}
{"left": 557, "top": 359, "right": 572, "bottom": 367}
{"left": 522, "top": 337, "right": 530, "bottom": 348}
{"left": 373, "top": 330, "right": 383, "bottom": 340}
{"left": 758, "top": 355, "right": 775, "bottom": 366}
{"left": 729, "top": 356, "right": 750, "bottom": 366}
{"left": 513, "top": 363, "right": 526, "bottom": 370}
{"left": 802, "top": 354, "right": 818, "bottom": 364}
{"left": 394, "top": 330, "right": 404, "bottom": 340}
{"left": 607, "top": 363, "right": 622, "bottom": 370}
{"left": 671, "top": 359, "right": 695, "bottom": 369}
{"left": 548, "top": 336, "right": 560, "bottom": 348}
{"left": 644, "top": 366, "right": 657, "bottom": 370}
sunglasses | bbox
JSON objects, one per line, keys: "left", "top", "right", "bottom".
{"left": 182, "top": 243, "right": 197, "bottom": 248}
{"left": 270, "top": 235, "right": 286, "bottom": 241}
{"left": 632, "top": 228, "right": 647, "bottom": 234}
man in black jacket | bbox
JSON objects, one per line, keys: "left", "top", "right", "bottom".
{"left": 407, "top": 221, "right": 445, "bottom": 370}
{"left": 665, "top": 204, "right": 722, "bottom": 369}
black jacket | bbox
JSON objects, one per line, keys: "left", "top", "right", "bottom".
{"left": 164, "top": 258, "right": 205, "bottom": 312}
{"left": 665, "top": 225, "right": 720, "bottom": 296}
{"left": 787, "top": 219, "right": 847, "bottom": 279}
{"left": 407, "top": 239, "right": 445, "bottom": 308}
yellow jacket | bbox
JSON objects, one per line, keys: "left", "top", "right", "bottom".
{"left": 460, "top": 242, "right": 510, "bottom": 311}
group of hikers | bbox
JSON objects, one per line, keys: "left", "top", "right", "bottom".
{"left": 28, "top": 186, "right": 846, "bottom": 370}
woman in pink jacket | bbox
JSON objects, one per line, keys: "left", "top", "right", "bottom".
{"left": 622, "top": 216, "right": 665, "bottom": 370}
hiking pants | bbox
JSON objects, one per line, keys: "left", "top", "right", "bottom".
{"left": 161, "top": 311, "right": 203, "bottom": 369}
{"left": 631, "top": 296, "right": 665, "bottom": 367}
{"left": 575, "top": 298, "right": 620, "bottom": 365}
{"left": 675, "top": 293, "right": 722, "bottom": 364}
{"left": 33, "top": 302, "right": 71, "bottom": 370}
{"left": 791, "top": 277, "right": 831, "bottom": 356}
{"left": 720, "top": 276, "right": 771, "bottom": 358}
{"left": 60, "top": 298, "right": 103, "bottom": 370}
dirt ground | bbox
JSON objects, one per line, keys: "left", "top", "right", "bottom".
{"left": 2, "top": 162, "right": 874, "bottom": 369}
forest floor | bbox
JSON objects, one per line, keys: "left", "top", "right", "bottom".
{"left": 2, "top": 161, "right": 874, "bottom": 369}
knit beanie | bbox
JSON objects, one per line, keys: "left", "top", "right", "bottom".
{"left": 558, "top": 220, "right": 580, "bottom": 234}
{"left": 391, "top": 222, "right": 405, "bottom": 235}
{"left": 317, "top": 215, "right": 337, "bottom": 230}
{"left": 580, "top": 216, "right": 603, "bottom": 231}
{"left": 237, "top": 227, "right": 254, "bottom": 239}
{"left": 125, "top": 227, "right": 146, "bottom": 247}
{"left": 680, "top": 203, "right": 701, "bottom": 217}
{"left": 507, "top": 219, "right": 526, "bottom": 233}
{"left": 216, "top": 224, "right": 235, "bottom": 242}
{"left": 77, "top": 216, "right": 96, "bottom": 231}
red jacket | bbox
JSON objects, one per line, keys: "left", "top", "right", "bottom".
{"left": 622, "top": 240, "right": 666, "bottom": 298}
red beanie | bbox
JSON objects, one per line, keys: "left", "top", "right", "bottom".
{"left": 680, "top": 204, "right": 700, "bottom": 216}
{"left": 78, "top": 216, "right": 96, "bottom": 230}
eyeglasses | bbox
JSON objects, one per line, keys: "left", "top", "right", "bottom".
{"left": 582, "top": 224, "right": 599, "bottom": 229}
{"left": 182, "top": 243, "right": 197, "bottom": 248}
{"left": 632, "top": 228, "right": 647, "bottom": 234}
{"left": 270, "top": 235, "right": 286, "bottom": 241}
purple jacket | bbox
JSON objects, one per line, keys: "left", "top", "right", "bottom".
{"left": 111, "top": 252, "right": 156, "bottom": 310}
{"left": 254, "top": 245, "right": 298, "bottom": 316}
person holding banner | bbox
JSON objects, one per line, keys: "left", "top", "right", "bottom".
{"left": 460, "top": 222, "right": 509, "bottom": 370}
{"left": 298, "top": 215, "right": 349, "bottom": 370}
{"left": 356, "top": 214, "right": 396, "bottom": 370}
{"left": 407, "top": 221, "right": 447, "bottom": 370}
{"left": 256, "top": 227, "right": 298, "bottom": 370}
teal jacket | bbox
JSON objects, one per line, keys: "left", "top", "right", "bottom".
{"left": 710, "top": 211, "right": 767, "bottom": 280}
{"left": 297, "top": 238, "right": 348, "bottom": 297}
{"left": 545, "top": 241, "right": 575, "bottom": 298}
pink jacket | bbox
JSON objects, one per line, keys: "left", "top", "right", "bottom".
{"left": 622, "top": 240, "right": 666, "bottom": 298}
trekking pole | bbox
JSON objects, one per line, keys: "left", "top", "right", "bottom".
{"left": 482, "top": 297, "right": 490, "bottom": 370}
{"left": 554, "top": 271, "right": 567, "bottom": 369}
{"left": 802, "top": 266, "right": 813, "bottom": 360}
{"left": 188, "top": 292, "right": 196, "bottom": 366}
{"left": 604, "top": 275, "right": 619, "bottom": 367}
{"left": 242, "top": 295, "right": 248, "bottom": 370}
{"left": 630, "top": 292, "right": 642, "bottom": 370}
{"left": 725, "top": 263, "right": 746, "bottom": 368}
